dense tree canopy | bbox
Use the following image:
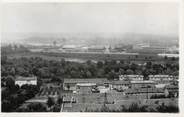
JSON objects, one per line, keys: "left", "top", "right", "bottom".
{"left": 1, "top": 56, "right": 179, "bottom": 81}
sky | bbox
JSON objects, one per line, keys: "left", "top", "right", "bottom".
{"left": 2, "top": 3, "right": 179, "bottom": 36}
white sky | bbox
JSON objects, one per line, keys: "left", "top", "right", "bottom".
{"left": 2, "top": 3, "right": 179, "bottom": 36}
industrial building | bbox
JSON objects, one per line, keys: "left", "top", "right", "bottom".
{"left": 15, "top": 76, "right": 37, "bottom": 87}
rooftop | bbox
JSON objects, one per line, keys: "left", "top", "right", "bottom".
{"left": 63, "top": 78, "right": 109, "bottom": 84}
{"left": 25, "top": 98, "right": 47, "bottom": 103}
{"left": 15, "top": 76, "right": 37, "bottom": 81}
{"left": 165, "top": 85, "right": 178, "bottom": 89}
{"left": 76, "top": 83, "right": 96, "bottom": 86}
{"left": 112, "top": 80, "right": 130, "bottom": 85}
{"left": 120, "top": 75, "right": 143, "bottom": 77}
{"left": 131, "top": 80, "right": 155, "bottom": 84}
{"left": 125, "top": 88, "right": 164, "bottom": 94}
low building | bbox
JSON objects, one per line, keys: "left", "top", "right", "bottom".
{"left": 164, "top": 85, "right": 179, "bottom": 97}
{"left": 87, "top": 46, "right": 106, "bottom": 53}
{"left": 149, "top": 75, "right": 177, "bottom": 81}
{"left": 76, "top": 83, "right": 96, "bottom": 94}
{"left": 125, "top": 88, "right": 165, "bottom": 96}
{"left": 15, "top": 76, "right": 37, "bottom": 87}
{"left": 130, "top": 80, "right": 156, "bottom": 88}
{"left": 63, "top": 78, "right": 109, "bottom": 91}
{"left": 111, "top": 81, "right": 130, "bottom": 91}
{"left": 119, "top": 75, "right": 143, "bottom": 81}
{"left": 155, "top": 83, "right": 169, "bottom": 88}
{"left": 157, "top": 53, "right": 179, "bottom": 58}
{"left": 25, "top": 98, "right": 48, "bottom": 104}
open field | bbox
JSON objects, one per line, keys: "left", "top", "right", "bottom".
{"left": 6, "top": 52, "right": 178, "bottom": 64}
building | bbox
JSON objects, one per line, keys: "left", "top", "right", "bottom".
{"left": 130, "top": 80, "right": 156, "bottom": 88}
{"left": 125, "top": 87, "right": 164, "bottom": 96}
{"left": 164, "top": 85, "right": 179, "bottom": 97}
{"left": 149, "top": 75, "right": 177, "bottom": 81}
{"left": 87, "top": 46, "right": 106, "bottom": 53}
{"left": 111, "top": 80, "right": 130, "bottom": 91}
{"left": 119, "top": 75, "right": 178, "bottom": 82}
{"left": 15, "top": 76, "right": 37, "bottom": 87}
{"left": 63, "top": 78, "right": 109, "bottom": 91}
{"left": 76, "top": 83, "right": 96, "bottom": 94}
{"left": 62, "top": 45, "right": 79, "bottom": 53}
{"left": 119, "top": 75, "right": 143, "bottom": 81}
{"left": 62, "top": 95, "right": 76, "bottom": 103}
{"left": 157, "top": 53, "right": 179, "bottom": 58}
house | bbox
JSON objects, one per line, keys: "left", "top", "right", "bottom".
{"left": 15, "top": 76, "right": 37, "bottom": 87}
{"left": 63, "top": 78, "right": 109, "bottom": 91}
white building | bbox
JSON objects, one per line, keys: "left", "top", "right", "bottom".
{"left": 15, "top": 76, "right": 37, "bottom": 87}
{"left": 149, "top": 75, "right": 176, "bottom": 81}
{"left": 119, "top": 75, "right": 143, "bottom": 81}
{"left": 157, "top": 53, "right": 179, "bottom": 58}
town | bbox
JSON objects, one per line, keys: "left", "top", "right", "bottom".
{"left": 1, "top": 2, "right": 179, "bottom": 113}
{"left": 1, "top": 43, "right": 179, "bottom": 112}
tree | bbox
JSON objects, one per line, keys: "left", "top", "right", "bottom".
{"left": 100, "top": 104, "right": 110, "bottom": 112}
{"left": 171, "top": 57, "right": 176, "bottom": 61}
{"left": 1, "top": 55, "right": 8, "bottom": 65}
{"left": 2, "top": 100, "right": 11, "bottom": 112}
{"left": 119, "top": 68, "right": 125, "bottom": 75}
{"left": 53, "top": 104, "right": 61, "bottom": 112}
{"left": 146, "top": 62, "right": 152, "bottom": 69}
{"left": 130, "top": 63, "right": 138, "bottom": 71}
{"left": 126, "top": 69, "right": 134, "bottom": 75}
{"left": 86, "top": 60, "right": 92, "bottom": 65}
{"left": 107, "top": 70, "right": 118, "bottom": 80}
{"left": 57, "top": 95, "right": 63, "bottom": 105}
{"left": 86, "top": 70, "right": 92, "bottom": 78}
{"left": 142, "top": 69, "right": 149, "bottom": 80}
{"left": 97, "top": 69, "right": 105, "bottom": 78}
{"left": 97, "top": 61, "right": 103, "bottom": 68}
{"left": 5, "top": 76, "right": 15, "bottom": 89}
{"left": 156, "top": 103, "right": 179, "bottom": 113}
{"left": 135, "top": 55, "right": 138, "bottom": 58}
{"left": 125, "top": 103, "right": 147, "bottom": 112}
{"left": 51, "top": 76, "right": 61, "bottom": 83}
{"left": 47, "top": 97, "right": 55, "bottom": 108}
{"left": 27, "top": 103, "right": 47, "bottom": 112}
{"left": 66, "top": 84, "right": 70, "bottom": 90}
{"left": 10, "top": 67, "right": 16, "bottom": 76}
{"left": 120, "top": 60, "right": 124, "bottom": 64}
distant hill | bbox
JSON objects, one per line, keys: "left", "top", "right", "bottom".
{"left": 2, "top": 32, "right": 178, "bottom": 47}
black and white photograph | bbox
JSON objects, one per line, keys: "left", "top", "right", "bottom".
{"left": 1, "top": 1, "right": 181, "bottom": 113}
